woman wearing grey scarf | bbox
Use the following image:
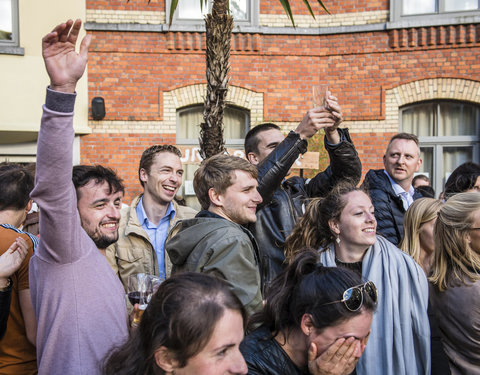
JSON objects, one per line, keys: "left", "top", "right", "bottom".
{"left": 285, "top": 183, "right": 430, "bottom": 375}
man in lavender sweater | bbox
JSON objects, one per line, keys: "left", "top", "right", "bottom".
{"left": 29, "top": 19, "right": 129, "bottom": 374}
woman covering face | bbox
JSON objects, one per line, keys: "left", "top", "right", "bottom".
{"left": 284, "top": 183, "right": 431, "bottom": 375}
{"left": 241, "top": 250, "right": 376, "bottom": 375}
{"left": 103, "top": 272, "right": 248, "bottom": 375}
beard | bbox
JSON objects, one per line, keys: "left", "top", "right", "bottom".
{"left": 92, "top": 232, "right": 119, "bottom": 249}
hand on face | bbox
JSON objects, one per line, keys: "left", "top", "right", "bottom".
{"left": 42, "top": 19, "right": 92, "bottom": 93}
{"left": 308, "top": 337, "right": 363, "bottom": 375}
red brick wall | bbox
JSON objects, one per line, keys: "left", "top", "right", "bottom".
{"left": 83, "top": 2, "right": 480, "bottom": 202}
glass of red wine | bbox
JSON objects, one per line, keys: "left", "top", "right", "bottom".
{"left": 128, "top": 273, "right": 157, "bottom": 327}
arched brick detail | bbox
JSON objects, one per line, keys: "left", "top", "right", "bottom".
{"left": 163, "top": 84, "right": 264, "bottom": 131}
{"left": 385, "top": 78, "right": 480, "bottom": 131}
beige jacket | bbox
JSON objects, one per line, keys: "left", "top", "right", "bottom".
{"left": 106, "top": 195, "right": 197, "bottom": 291}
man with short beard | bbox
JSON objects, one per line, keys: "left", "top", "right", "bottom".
{"left": 29, "top": 19, "right": 128, "bottom": 374}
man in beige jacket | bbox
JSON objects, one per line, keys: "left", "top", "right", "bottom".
{"left": 106, "top": 145, "right": 196, "bottom": 290}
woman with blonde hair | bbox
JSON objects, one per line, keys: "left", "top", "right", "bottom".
{"left": 284, "top": 183, "right": 430, "bottom": 375}
{"left": 400, "top": 198, "right": 443, "bottom": 274}
{"left": 430, "top": 192, "right": 480, "bottom": 374}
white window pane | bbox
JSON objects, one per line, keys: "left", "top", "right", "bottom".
{"left": 178, "top": 105, "right": 249, "bottom": 140}
{"left": 230, "top": 0, "right": 248, "bottom": 20}
{"left": 178, "top": 0, "right": 209, "bottom": 19}
{"left": 402, "top": 103, "right": 435, "bottom": 136}
{"left": 443, "top": 146, "right": 473, "bottom": 183}
{"left": 445, "top": 0, "right": 478, "bottom": 12}
{"left": 0, "top": 0, "right": 12, "bottom": 40}
{"left": 402, "top": 0, "right": 436, "bottom": 15}
{"left": 420, "top": 147, "right": 434, "bottom": 180}
{"left": 438, "top": 102, "right": 477, "bottom": 136}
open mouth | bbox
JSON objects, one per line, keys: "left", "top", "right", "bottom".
{"left": 102, "top": 222, "right": 118, "bottom": 230}
{"left": 163, "top": 185, "right": 177, "bottom": 192}
{"left": 362, "top": 228, "right": 375, "bottom": 233}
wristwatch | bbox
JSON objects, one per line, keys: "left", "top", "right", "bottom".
{"left": 0, "top": 278, "right": 12, "bottom": 292}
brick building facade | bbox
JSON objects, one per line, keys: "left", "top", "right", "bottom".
{"left": 82, "top": 0, "right": 480, "bottom": 204}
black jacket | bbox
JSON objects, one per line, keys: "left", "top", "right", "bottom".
{"left": 0, "top": 283, "right": 12, "bottom": 340}
{"left": 249, "top": 128, "right": 361, "bottom": 287}
{"left": 240, "top": 326, "right": 308, "bottom": 375}
{"left": 362, "top": 169, "right": 422, "bottom": 245}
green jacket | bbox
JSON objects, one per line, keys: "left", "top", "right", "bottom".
{"left": 166, "top": 214, "right": 263, "bottom": 317}
{"left": 106, "top": 195, "right": 197, "bottom": 292}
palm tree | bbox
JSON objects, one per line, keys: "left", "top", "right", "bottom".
{"left": 169, "top": 0, "right": 329, "bottom": 158}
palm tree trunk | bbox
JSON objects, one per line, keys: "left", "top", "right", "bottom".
{"left": 199, "top": 0, "right": 233, "bottom": 159}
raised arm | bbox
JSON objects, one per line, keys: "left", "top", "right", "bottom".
{"left": 31, "top": 20, "right": 92, "bottom": 264}
{"left": 256, "top": 97, "right": 343, "bottom": 205}
{"left": 42, "top": 19, "right": 91, "bottom": 94}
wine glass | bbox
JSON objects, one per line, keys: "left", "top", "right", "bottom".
{"left": 313, "top": 84, "right": 331, "bottom": 111}
{"left": 127, "top": 273, "right": 153, "bottom": 326}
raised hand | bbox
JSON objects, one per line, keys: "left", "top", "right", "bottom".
{"left": 42, "top": 19, "right": 92, "bottom": 93}
{"left": 0, "top": 237, "right": 29, "bottom": 279}
{"left": 308, "top": 337, "right": 361, "bottom": 375}
{"left": 296, "top": 91, "right": 343, "bottom": 143}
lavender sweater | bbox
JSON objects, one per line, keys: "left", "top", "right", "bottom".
{"left": 29, "top": 88, "right": 129, "bottom": 375}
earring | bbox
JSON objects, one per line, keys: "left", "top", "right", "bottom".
{"left": 336, "top": 237, "right": 341, "bottom": 244}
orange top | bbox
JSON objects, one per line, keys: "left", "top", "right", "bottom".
{"left": 0, "top": 226, "right": 37, "bottom": 374}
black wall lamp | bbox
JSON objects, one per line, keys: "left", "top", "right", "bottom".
{"left": 91, "top": 97, "right": 106, "bottom": 120}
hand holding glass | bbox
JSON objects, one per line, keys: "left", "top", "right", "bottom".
{"left": 128, "top": 273, "right": 162, "bottom": 326}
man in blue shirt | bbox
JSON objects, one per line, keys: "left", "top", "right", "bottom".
{"left": 106, "top": 145, "right": 196, "bottom": 288}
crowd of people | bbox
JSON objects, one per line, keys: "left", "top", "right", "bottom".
{"left": 1, "top": 18, "right": 480, "bottom": 375}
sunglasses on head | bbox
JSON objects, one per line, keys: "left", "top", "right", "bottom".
{"left": 319, "top": 281, "right": 378, "bottom": 312}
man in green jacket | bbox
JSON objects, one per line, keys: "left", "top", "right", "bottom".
{"left": 166, "top": 154, "right": 263, "bottom": 317}
{"left": 106, "top": 145, "right": 196, "bottom": 290}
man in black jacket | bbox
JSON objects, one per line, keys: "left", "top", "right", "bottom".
{"left": 245, "top": 94, "right": 362, "bottom": 286}
{"left": 362, "top": 133, "right": 422, "bottom": 245}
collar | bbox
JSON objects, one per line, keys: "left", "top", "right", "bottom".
{"left": 383, "top": 170, "right": 414, "bottom": 198}
{"left": 136, "top": 196, "right": 176, "bottom": 226}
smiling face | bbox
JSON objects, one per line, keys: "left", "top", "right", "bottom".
{"left": 140, "top": 152, "right": 183, "bottom": 207}
{"left": 77, "top": 180, "right": 123, "bottom": 249}
{"left": 330, "top": 191, "right": 377, "bottom": 252}
{"left": 247, "top": 128, "right": 285, "bottom": 165}
{"left": 174, "top": 309, "right": 247, "bottom": 375}
{"left": 211, "top": 170, "right": 262, "bottom": 225}
{"left": 308, "top": 310, "right": 373, "bottom": 358}
{"left": 383, "top": 139, "right": 422, "bottom": 190}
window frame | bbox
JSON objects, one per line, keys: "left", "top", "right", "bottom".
{"left": 0, "top": 0, "right": 23, "bottom": 55}
{"left": 389, "top": 0, "right": 480, "bottom": 26}
{"left": 176, "top": 103, "right": 250, "bottom": 146}
{"left": 166, "top": 0, "right": 259, "bottom": 27}
{"left": 400, "top": 99, "right": 480, "bottom": 195}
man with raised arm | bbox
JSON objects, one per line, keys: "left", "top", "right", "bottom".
{"left": 244, "top": 99, "right": 361, "bottom": 286}
{"left": 29, "top": 20, "right": 128, "bottom": 374}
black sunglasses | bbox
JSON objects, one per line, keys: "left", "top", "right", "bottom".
{"left": 319, "top": 281, "right": 378, "bottom": 312}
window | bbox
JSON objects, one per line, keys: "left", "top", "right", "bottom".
{"left": 390, "top": 0, "right": 480, "bottom": 24}
{"left": 0, "top": 0, "right": 19, "bottom": 46}
{"left": 168, "top": 0, "right": 258, "bottom": 26}
{"left": 176, "top": 104, "right": 250, "bottom": 209}
{"left": 177, "top": 104, "right": 249, "bottom": 144}
{"left": 401, "top": 100, "right": 480, "bottom": 196}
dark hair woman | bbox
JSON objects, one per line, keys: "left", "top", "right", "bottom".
{"left": 284, "top": 183, "right": 430, "bottom": 375}
{"left": 104, "top": 272, "right": 248, "bottom": 375}
{"left": 241, "top": 250, "right": 376, "bottom": 375}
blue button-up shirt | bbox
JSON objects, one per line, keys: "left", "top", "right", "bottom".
{"left": 136, "top": 197, "right": 176, "bottom": 279}
{"left": 384, "top": 170, "right": 415, "bottom": 211}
